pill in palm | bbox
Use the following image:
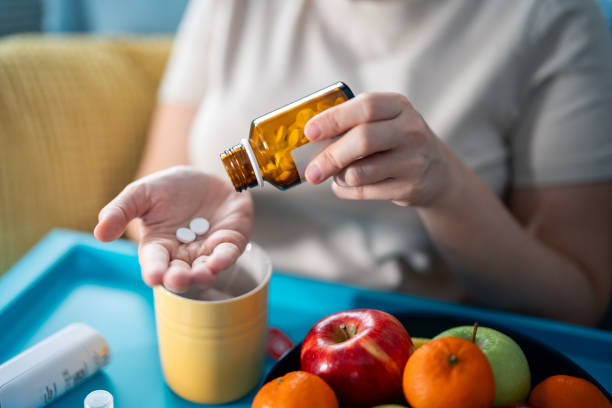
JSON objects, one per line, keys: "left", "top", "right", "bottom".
{"left": 176, "top": 227, "right": 196, "bottom": 244}
{"left": 189, "top": 217, "right": 210, "bottom": 235}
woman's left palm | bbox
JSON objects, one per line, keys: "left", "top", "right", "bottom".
{"left": 94, "top": 166, "right": 253, "bottom": 292}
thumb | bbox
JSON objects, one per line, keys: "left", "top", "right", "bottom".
{"left": 94, "top": 182, "right": 149, "bottom": 242}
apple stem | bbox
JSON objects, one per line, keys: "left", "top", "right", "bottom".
{"left": 471, "top": 322, "right": 479, "bottom": 343}
{"left": 340, "top": 324, "right": 350, "bottom": 340}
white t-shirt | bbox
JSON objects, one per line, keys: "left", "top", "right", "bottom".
{"left": 159, "top": 0, "right": 612, "bottom": 302}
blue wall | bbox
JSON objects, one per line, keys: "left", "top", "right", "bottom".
{"left": 0, "top": 0, "right": 42, "bottom": 36}
{"left": 42, "top": 0, "right": 189, "bottom": 34}
{"left": 2, "top": 0, "right": 611, "bottom": 36}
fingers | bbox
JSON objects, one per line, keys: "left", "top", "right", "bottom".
{"left": 331, "top": 178, "right": 412, "bottom": 202}
{"left": 164, "top": 259, "right": 192, "bottom": 293}
{"left": 94, "top": 182, "right": 149, "bottom": 242}
{"left": 333, "top": 151, "right": 404, "bottom": 187}
{"left": 138, "top": 236, "right": 245, "bottom": 291}
{"left": 190, "top": 256, "right": 215, "bottom": 286}
{"left": 305, "top": 120, "right": 399, "bottom": 184}
{"left": 330, "top": 175, "right": 433, "bottom": 206}
{"left": 304, "top": 92, "right": 407, "bottom": 142}
{"left": 139, "top": 242, "right": 170, "bottom": 286}
{"left": 206, "top": 242, "right": 242, "bottom": 275}
{"left": 190, "top": 242, "right": 241, "bottom": 285}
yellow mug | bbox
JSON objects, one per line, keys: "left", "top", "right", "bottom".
{"left": 153, "top": 242, "right": 272, "bottom": 404}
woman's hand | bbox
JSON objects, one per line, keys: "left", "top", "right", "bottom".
{"left": 304, "top": 93, "right": 460, "bottom": 207}
{"left": 93, "top": 166, "right": 253, "bottom": 292}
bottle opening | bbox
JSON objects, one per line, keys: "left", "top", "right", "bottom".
{"left": 220, "top": 144, "right": 258, "bottom": 192}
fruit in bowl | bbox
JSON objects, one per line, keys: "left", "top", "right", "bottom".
{"left": 435, "top": 324, "right": 531, "bottom": 406}
{"left": 402, "top": 336, "right": 496, "bottom": 408}
{"left": 252, "top": 370, "right": 338, "bottom": 408}
{"left": 528, "top": 374, "right": 611, "bottom": 408}
{"left": 411, "top": 337, "right": 430, "bottom": 350}
{"left": 300, "top": 309, "right": 413, "bottom": 408}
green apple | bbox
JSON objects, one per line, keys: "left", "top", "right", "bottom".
{"left": 434, "top": 325, "right": 531, "bottom": 407}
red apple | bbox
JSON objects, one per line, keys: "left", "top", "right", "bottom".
{"left": 300, "top": 309, "right": 413, "bottom": 408}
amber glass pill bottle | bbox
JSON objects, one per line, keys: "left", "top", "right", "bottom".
{"left": 220, "top": 82, "right": 354, "bottom": 191}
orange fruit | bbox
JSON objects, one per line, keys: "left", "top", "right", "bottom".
{"left": 528, "top": 374, "right": 611, "bottom": 408}
{"left": 402, "top": 336, "right": 495, "bottom": 408}
{"left": 252, "top": 370, "right": 339, "bottom": 408}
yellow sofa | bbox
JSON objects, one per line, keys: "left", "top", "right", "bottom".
{"left": 0, "top": 35, "right": 172, "bottom": 274}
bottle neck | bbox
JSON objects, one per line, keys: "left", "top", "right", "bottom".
{"left": 220, "top": 143, "right": 258, "bottom": 192}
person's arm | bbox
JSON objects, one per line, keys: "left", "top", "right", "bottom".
{"left": 136, "top": 103, "right": 197, "bottom": 178}
{"left": 416, "top": 151, "right": 612, "bottom": 326}
{"left": 95, "top": 166, "right": 253, "bottom": 292}
{"left": 101, "top": 100, "right": 255, "bottom": 292}
{"left": 303, "top": 1, "right": 612, "bottom": 325}
{"left": 125, "top": 0, "right": 216, "bottom": 239}
{"left": 125, "top": 102, "right": 197, "bottom": 240}
{"left": 303, "top": 92, "right": 611, "bottom": 326}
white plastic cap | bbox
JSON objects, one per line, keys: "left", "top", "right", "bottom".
{"left": 84, "top": 390, "right": 113, "bottom": 408}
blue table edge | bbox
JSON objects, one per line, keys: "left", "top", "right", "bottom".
{"left": 2, "top": 229, "right": 612, "bottom": 393}
{"left": 4, "top": 229, "right": 611, "bottom": 340}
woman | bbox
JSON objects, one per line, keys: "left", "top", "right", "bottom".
{"left": 95, "top": 0, "right": 612, "bottom": 326}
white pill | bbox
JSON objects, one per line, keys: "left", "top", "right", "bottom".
{"left": 84, "top": 390, "right": 113, "bottom": 408}
{"left": 176, "top": 227, "right": 196, "bottom": 243}
{"left": 189, "top": 217, "right": 210, "bottom": 235}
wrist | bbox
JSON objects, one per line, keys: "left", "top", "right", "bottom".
{"left": 426, "top": 143, "right": 469, "bottom": 210}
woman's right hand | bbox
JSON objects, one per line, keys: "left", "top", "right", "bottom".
{"left": 93, "top": 166, "right": 253, "bottom": 292}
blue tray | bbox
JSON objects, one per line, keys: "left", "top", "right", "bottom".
{"left": 1, "top": 229, "right": 611, "bottom": 407}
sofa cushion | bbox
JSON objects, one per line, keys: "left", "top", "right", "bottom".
{"left": 0, "top": 35, "right": 171, "bottom": 273}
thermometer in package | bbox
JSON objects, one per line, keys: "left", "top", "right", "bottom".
{"left": 0, "top": 323, "right": 111, "bottom": 408}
